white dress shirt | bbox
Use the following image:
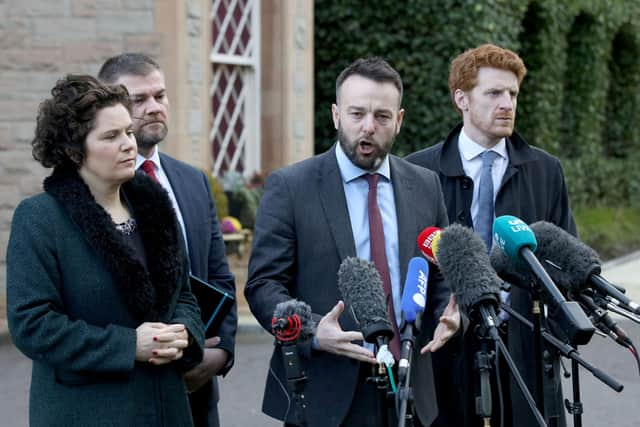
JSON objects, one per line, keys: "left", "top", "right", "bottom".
{"left": 457, "top": 128, "right": 509, "bottom": 228}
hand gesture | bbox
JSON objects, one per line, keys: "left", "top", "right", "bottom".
{"left": 315, "top": 301, "right": 377, "bottom": 364}
{"left": 420, "top": 293, "right": 460, "bottom": 353}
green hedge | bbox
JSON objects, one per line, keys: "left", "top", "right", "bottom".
{"left": 314, "top": 0, "right": 640, "bottom": 209}
{"left": 574, "top": 206, "right": 640, "bottom": 260}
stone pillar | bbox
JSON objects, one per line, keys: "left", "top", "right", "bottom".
{"left": 155, "top": 0, "right": 212, "bottom": 171}
{"left": 260, "top": 0, "right": 314, "bottom": 173}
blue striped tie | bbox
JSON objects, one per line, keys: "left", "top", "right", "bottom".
{"left": 475, "top": 150, "right": 500, "bottom": 251}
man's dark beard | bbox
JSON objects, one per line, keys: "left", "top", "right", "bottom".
{"left": 135, "top": 126, "right": 167, "bottom": 151}
{"left": 337, "top": 126, "right": 393, "bottom": 171}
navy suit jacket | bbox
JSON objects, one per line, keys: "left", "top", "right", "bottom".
{"left": 160, "top": 153, "right": 237, "bottom": 414}
{"left": 245, "top": 147, "right": 451, "bottom": 426}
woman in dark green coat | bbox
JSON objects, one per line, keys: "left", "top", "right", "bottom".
{"left": 6, "top": 75, "right": 205, "bottom": 426}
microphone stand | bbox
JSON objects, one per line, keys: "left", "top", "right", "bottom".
{"left": 362, "top": 320, "right": 398, "bottom": 427}
{"left": 397, "top": 323, "right": 417, "bottom": 427}
{"left": 472, "top": 326, "right": 494, "bottom": 426}
{"left": 529, "top": 283, "right": 546, "bottom": 417}
{"left": 477, "top": 305, "right": 547, "bottom": 427}
{"left": 366, "top": 336, "right": 393, "bottom": 427}
{"left": 501, "top": 302, "right": 624, "bottom": 427}
{"left": 569, "top": 359, "right": 582, "bottom": 427}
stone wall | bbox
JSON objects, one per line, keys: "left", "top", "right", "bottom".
{"left": 0, "top": 0, "right": 162, "bottom": 308}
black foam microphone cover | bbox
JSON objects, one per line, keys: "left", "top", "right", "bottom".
{"left": 490, "top": 243, "right": 535, "bottom": 286}
{"left": 529, "top": 221, "right": 601, "bottom": 292}
{"left": 437, "top": 224, "right": 502, "bottom": 315}
{"left": 273, "top": 299, "right": 314, "bottom": 341}
{"left": 337, "top": 257, "right": 393, "bottom": 343}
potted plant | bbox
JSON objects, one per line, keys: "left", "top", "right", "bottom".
{"left": 220, "top": 171, "right": 264, "bottom": 230}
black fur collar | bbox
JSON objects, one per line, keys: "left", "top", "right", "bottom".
{"left": 44, "top": 168, "right": 183, "bottom": 321}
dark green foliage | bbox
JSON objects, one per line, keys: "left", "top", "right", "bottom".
{"left": 603, "top": 25, "right": 640, "bottom": 158}
{"left": 315, "top": 0, "right": 640, "bottom": 208}
{"left": 560, "top": 12, "right": 609, "bottom": 159}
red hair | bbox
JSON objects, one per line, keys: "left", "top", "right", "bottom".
{"left": 449, "top": 44, "right": 527, "bottom": 113}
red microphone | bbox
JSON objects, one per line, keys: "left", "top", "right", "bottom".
{"left": 417, "top": 226, "right": 442, "bottom": 265}
{"left": 271, "top": 314, "right": 303, "bottom": 343}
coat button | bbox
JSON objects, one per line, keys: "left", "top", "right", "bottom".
{"left": 458, "top": 212, "right": 466, "bottom": 222}
{"left": 461, "top": 177, "right": 472, "bottom": 189}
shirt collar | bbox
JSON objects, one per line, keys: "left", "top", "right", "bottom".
{"left": 335, "top": 142, "right": 391, "bottom": 183}
{"left": 459, "top": 128, "right": 507, "bottom": 161}
{"left": 136, "top": 146, "right": 161, "bottom": 170}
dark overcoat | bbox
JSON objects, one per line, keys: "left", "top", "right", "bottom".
{"left": 406, "top": 124, "right": 576, "bottom": 427}
{"left": 7, "top": 169, "right": 204, "bottom": 427}
{"left": 245, "top": 147, "right": 452, "bottom": 427}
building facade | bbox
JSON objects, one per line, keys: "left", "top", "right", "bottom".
{"left": 0, "top": 0, "right": 314, "bottom": 308}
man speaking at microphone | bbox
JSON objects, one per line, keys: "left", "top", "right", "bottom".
{"left": 406, "top": 44, "right": 576, "bottom": 427}
{"left": 246, "top": 57, "right": 459, "bottom": 427}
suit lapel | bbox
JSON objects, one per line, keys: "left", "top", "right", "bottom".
{"left": 159, "top": 154, "right": 196, "bottom": 258}
{"left": 390, "top": 156, "right": 416, "bottom": 287}
{"left": 317, "top": 149, "right": 357, "bottom": 261}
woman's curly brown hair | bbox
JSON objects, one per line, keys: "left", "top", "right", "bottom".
{"left": 32, "top": 74, "right": 132, "bottom": 169}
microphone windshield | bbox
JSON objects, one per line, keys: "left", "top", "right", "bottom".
{"left": 337, "top": 257, "right": 393, "bottom": 342}
{"left": 401, "top": 257, "right": 429, "bottom": 323}
{"left": 529, "top": 221, "right": 601, "bottom": 291}
{"left": 490, "top": 243, "right": 534, "bottom": 284}
{"left": 493, "top": 215, "right": 537, "bottom": 261}
{"left": 437, "top": 224, "right": 501, "bottom": 314}
{"left": 272, "top": 299, "right": 314, "bottom": 341}
{"left": 416, "top": 226, "right": 442, "bottom": 265}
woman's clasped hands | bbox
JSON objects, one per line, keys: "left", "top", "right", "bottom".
{"left": 136, "top": 322, "right": 190, "bottom": 365}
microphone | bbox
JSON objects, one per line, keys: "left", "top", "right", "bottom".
{"left": 493, "top": 246, "right": 633, "bottom": 349}
{"left": 416, "top": 226, "right": 442, "bottom": 265}
{"left": 524, "top": 221, "right": 636, "bottom": 350}
{"left": 438, "top": 224, "right": 549, "bottom": 426}
{"left": 492, "top": 216, "right": 594, "bottom": 345}
{"left": 436, "top": 224, "right": 502, "bottom": 328}
{"left": 271, "top": 299, "right": 313, "bottom": 426}
{"left": 272, "top": 299, "right": 314, "bottom": 343}
{"left": 591, "top": 293, "right": 640, "bottom": 324}
{"left": 490, "top": 243, "right": 535, "bottom": 286}
{"left": 576, "top": 293, "right": 632, "bottom": 348}
{"left": 398, "top": 257, "right": 429, "bottom": 382}
{"left": 529, "top": 221, "right": 640, "bottom": 315}
{"left": 337, "top": 257, "right": 395, "bottom": 363}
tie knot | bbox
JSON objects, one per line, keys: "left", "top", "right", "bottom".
{"left": 140, "top": 160, "right": 159, "bottom": 183}
{"left": 141, "top": 160, "right": 155, "bottom": 175}
{"left": 481, "top": 150, "right": 499, "bottom": 167}
{"left": 365, "top": 173, "right": 379, "bottom": 190}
